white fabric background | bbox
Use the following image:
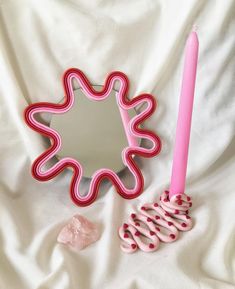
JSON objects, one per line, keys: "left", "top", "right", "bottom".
{"left": 0, "top": 0, "right": 235, "bottom": 288}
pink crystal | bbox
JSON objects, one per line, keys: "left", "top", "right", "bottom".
{"left": 57, "top": 214, "right": 100, "bottom": 251}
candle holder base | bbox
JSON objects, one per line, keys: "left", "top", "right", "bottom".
{"left": 119, "top": 190, "right": 193, "bottom": 253}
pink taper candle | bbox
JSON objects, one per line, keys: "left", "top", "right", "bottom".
{"left": 169, "top": 30, "right": 199, "bottom": 199}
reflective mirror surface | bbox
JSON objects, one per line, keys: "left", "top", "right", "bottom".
{"left": 50, "top": 87, "right": 138, "bottom": 178}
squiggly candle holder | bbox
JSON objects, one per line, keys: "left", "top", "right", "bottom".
{"left": 24, "top": 68, "right": 161, "bottom": 207}
{"left": 119, "top": 190, "right": 193, "bottom": 253}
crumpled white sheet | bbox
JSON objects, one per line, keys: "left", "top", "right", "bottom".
{"left": 0, "top": 0, "right": 235, "bottom": 288}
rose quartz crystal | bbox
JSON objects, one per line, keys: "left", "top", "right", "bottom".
{"left": 57, "top": 214, "right": 100, "bottom": 251}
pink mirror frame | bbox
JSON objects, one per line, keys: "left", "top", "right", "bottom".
{"left": 24, "top": 68, "right": 161, "bottom": 206}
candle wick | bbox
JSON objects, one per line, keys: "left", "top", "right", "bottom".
{"left": 192, "top": 24, "right": 198, "bottom": 32}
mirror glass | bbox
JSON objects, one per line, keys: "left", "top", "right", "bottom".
{"left": 49, "top": 86, "right": 139, "bottom": 178}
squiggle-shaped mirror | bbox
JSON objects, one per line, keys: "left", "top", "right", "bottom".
{"left": 24, "top": 68, "right": 161, "bottom": 206}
